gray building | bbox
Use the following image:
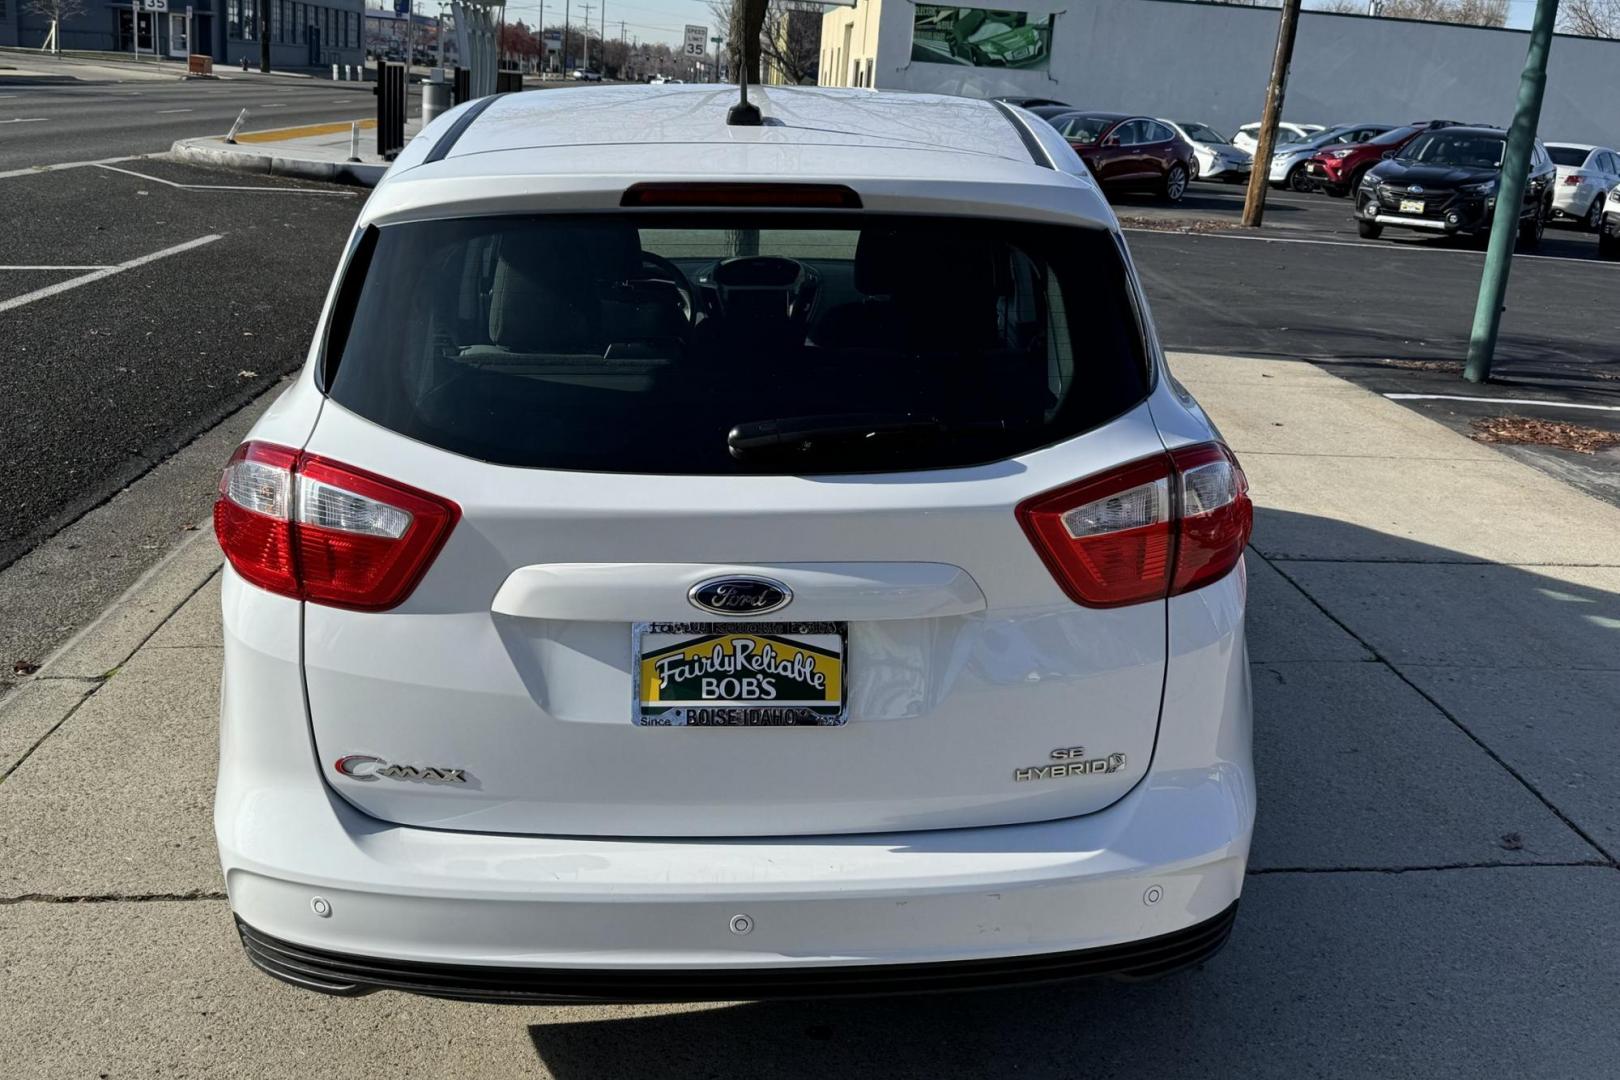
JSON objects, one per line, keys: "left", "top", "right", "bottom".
{"left": 0, "top": 0, "right": 364, "bottom": 71}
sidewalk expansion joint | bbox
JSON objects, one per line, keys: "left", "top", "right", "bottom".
{"left": 0, "top": 890, "right": 227, "bottom": 906}
{"left": 1248, "top": 860, "right": 1614, "bottom": 876}
{"left": 1260, "top": 551, "right": 1620, "bottom": 868}
{"left": 0, "top": 565, "right": 219, "bottom": 785}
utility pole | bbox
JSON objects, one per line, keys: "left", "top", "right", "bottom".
{"left": 563, "top": 0, "right": 570, "bottom": 71}
{"left": 1465, "top": 0, "right": 1559, "bottom": 383}
{"left": 581, "top": 1, "right": 591, "bottom": 69}
{"left": 1240, "top": 0, "right": 1302, "bottom": 228}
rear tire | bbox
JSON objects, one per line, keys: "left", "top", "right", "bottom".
{"left": 1323, "top": 183, "right": 1348, "bottom": 198}
{"left": 1599, "top": 226, "right": 1620, "bottom": 260}
{"left": 1357, "top": 219, "right": 1383, "bottom": 240}
{"left": 1187, "top": 157, "right": 1201, "bottom": 182}
{"left": 1161, "top": 163, "right": 1188, "bottom": 204}
{"left": 1518, "top": 201, "right": 1546, "bottom": 249}
{"left": 1586, "top": 195, "right": 1606, "bottom": 233}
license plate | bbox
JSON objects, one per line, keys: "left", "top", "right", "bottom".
{"left": 632, "top": 622, "right": 847, "bottom": 727}
{"left": 1400, "top": 198, "right": 1426, "bottom": 214}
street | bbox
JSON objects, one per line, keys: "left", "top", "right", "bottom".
{"left": 0, "top": 71, "right": 1618, "bottom": 1079}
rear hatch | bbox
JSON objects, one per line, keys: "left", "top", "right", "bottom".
{"left": 296, "top": 207, "right": 1170, "bottom": 837}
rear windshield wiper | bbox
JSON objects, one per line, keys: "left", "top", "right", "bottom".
{"left": 727, "top": 413, "right": 1010, "bottom": 460}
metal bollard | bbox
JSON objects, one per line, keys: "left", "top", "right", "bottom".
{"left": 225, "top": 107, "right": 250, "bottom": 144}
{"left": 348, "top": 120, "right": 361, "bottom": 162}
{"left": 332, "top": 63, "right": 339, "bottom": 81}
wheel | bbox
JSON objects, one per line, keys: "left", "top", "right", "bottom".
{"left": 1585, "top": 194, "right": 1605, "bottom": 232}
{"left": 1518, "top": 200, "right": 1546, "bottom": 249}
{"left": 1287, "top": 164, "right": 1314, "bottom": 193}
{"left": 1357, "top": 219, "right": 1383, "bottom": 239}
{"left": 1347, "top": 166, "right": 1371, "bottom": 195}
{"left": 1161, "top": 163, "right": 1188, "bottom": 204}
{"left": 1323, "top": 183, "right": 1348, "bottom": 198}
{"left": 1600, "top": 225, "right": 1620, "bottom": 260}
{"left": 1187, "top": 157, "right": 1201, "bottom": 182}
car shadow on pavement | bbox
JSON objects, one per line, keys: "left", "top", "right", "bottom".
{"left": 525, "top": 510, "right": 1620, "bottom": 1079}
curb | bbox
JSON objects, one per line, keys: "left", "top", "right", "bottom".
{"left": 168, "top": 136, "right": 387, "bottom": 187}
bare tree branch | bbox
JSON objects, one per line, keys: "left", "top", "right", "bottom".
{"left": 23, "top": 0, "right": 87, "bottom": 24}
{"left": 1559, "top": 0, "right": 1620, "bottom": 36}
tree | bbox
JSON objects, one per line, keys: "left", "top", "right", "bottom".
{"left": 1559, "top": 0, "right": 1620, "bottom": 36}
{"left": 1309, "top": 0, "right": 1508, "bottom": 20}
{"left": 24, "top": 0, "right": 85, "bottom": 54}
{"left": 710, "top": 0, "right": 818, "bottom": 84}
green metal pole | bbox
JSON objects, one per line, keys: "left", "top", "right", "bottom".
{"left": 1463, "top": 0, "right": 1558, "bottom": 383}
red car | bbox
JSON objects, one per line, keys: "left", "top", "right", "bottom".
{"left": 1306, "top": 121, "right": 1458, "bottom": 197}
{"left": 1046, "top": 111, "right": 1197, "bottom": 203}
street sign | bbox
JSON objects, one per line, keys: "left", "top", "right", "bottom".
{"left": 683, "top": 24, "right": 707, "bottom": 57}
{"left": 141, "top": 0, "right": 168, "bottom": 11}
{"left": 394, "top": 0, "right": 410, "bottom": 13}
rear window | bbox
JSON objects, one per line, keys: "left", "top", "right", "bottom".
{"left": 1547, "top": 146, "right": 1589, "bottom": 167}
{"left": 323, "top": 213, "right": 1149, "bottom": 475}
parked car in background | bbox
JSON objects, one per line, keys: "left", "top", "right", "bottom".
{"left": 1025, "top": 103, "right": 1078, "bottom": 122}
{"left": 1162, "top": 120, "right": 1252, "bottom": 183}
{"left": 1600, "top": 184, "right": 1620, "bottom": 258}
{"left": 996, "top": 96, "right": 1070, "bottom": 109}
{"left": 1233, "top": 121, "right": 1324, "bottom": 156}
{"left": 1545, "top": 143, "right": 1620, "bottom": 231}
{"left": 1267, "top": 123, "right": 1397, "bottom": 191}
{"left": 1306, "top": 121, "right": 1457, "bottom": 197}
{"left": 1355, "top": 126, "right": 1555, "bottom": 247}
{"left": 1045, "top": 111, "right": 1197, "bottom": 202}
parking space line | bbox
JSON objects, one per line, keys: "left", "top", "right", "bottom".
{"left": 0, "top": 235, "right": 222, "bottom": 315}
{"left": 1, "top": 118, "right": 46, "bottom": 125}
{"left": 0, "top": 154, "right": 144, "bottom": 182}
{"left": 1124, "top": 227, "right": 1620, "bottom": 268}
{"left": 92, "top": 163, "right": 357, "bottom": 197}
{"left": 157, "top": 108, "right": 194, "bottom": 114}
{"left": 0, "top": 265, "right": 117, "bottom": 271}
{"left": 1385, "top": 394, "right": 1620, "bottom": 413}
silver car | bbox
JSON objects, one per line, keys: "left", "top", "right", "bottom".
{"left": 1162, "top": 120, "right": 1252, "bottom": 183}
{"left": 1545, "top": 142, "right": 1620, "bottom": 231}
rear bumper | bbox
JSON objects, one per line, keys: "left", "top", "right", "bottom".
{"left": 216, "top": 564, "right": 1253, "bottom": 996}
{"left": 237, "top": 901, "right": 1240, "bottom": 1002}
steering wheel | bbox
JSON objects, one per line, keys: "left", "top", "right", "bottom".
{"left": 636, "top": 252, "right": 698, "bottom": 324}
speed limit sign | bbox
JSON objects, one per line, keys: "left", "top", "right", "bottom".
{"left": 683, "top": 24, "right": 707, "bottom": 57}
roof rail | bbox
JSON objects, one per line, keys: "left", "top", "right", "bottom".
{"left": 989, "top": 100, "right": 1055, "bottom": 170}
{"left": 424, "top": 93, "right": 507, "bottom": 165}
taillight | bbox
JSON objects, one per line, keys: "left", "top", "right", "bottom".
{"left": 1017, "top": 442, "right": 1251, "bottom": 608}
{"left": 214, "top": 442, "right": 460, "bottom": 611}
{"left": 1563, "top": 174, "right": 1582, "bottom": 185}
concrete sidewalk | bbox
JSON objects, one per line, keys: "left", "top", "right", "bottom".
{"left": 2, "top": 353, "right": 1618, "bottom": 1078}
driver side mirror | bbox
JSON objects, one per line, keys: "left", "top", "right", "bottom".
{"left": 1381, "top": 150, "right": 1395, "bottom": 160}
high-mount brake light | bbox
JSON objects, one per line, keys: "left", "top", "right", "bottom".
{"left": 1017, "top": 442, "right": 1252, "bottom": 608}
{"left": 620, "top": 182, "right": 863, "bottom": 209}
{"left": 214, "top": 442, "right": 460, "bottom": 611}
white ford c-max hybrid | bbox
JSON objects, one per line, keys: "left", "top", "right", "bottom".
{"left": 213, "top": 84, "right": 1255, "bottom": 1001}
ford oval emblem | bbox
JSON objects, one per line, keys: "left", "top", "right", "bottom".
{"left": 1408, "top": 184, "right": 1424, "bottom": 194}
{"left": 689, "top": 576, "right": 793, "bottom": 617}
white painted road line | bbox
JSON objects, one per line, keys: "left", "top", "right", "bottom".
{"left": 157, "top": 108, "right": 194, "bottom": 114}
{"left": 1386, "top": 394, "right": 1620, "bottom": 414}
{"left": 0, "top": 265, "right": 117, "bottom": 271}
{"left": 0, "top": 154, "right": 144, "bottom": 182}
{"left": 1124, "top": 226, "right": 1620, "bottom": 268}
{"left": 1, "top": 118, "right": 46, "bottom": 125}
{"left": 92, "top": 162, "right": 357, "bottom": 197}
{"left": 0, "top": 235, "right": 223, "bottom": 315}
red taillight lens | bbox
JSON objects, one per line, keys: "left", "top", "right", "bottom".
{"left": 1017, "top": 442, "right": 1252, "bottom": 608}
{"left": 213, "top": 442, "right": 460, "bottom": 611}
{"left": 1563, "top": 174, "right": 1581, "bottom": 185}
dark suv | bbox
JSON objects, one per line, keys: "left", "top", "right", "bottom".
{"left": 1045, "top": 111, "right": 1197, "bottom": 203}
{"left": 1354, "top": 127, "right": 1556, "bottom": 247}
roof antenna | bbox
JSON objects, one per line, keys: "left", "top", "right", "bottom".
{"left": 727, "top": 55, "right": 763, "bottom": 127}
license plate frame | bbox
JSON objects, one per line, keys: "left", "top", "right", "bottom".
{"left": 1399, "top": 198, "right": 1426, "bottom": 214}
{"left": 631, "top": 621, "right": 848, "bottom": 727}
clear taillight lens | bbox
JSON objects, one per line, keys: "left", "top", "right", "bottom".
{"left": 1018, "top": 442, "right": 1252, "bottom": 608}
{"left": 214, "top": 442, "right": 460, "bottom": 611}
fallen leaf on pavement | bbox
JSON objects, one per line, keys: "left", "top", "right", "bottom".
{"left": 13, "top": 660, "right": 40, "bottom": 676}
{"left": 1470, "top": 415, "right": 1620, "bottom": 455}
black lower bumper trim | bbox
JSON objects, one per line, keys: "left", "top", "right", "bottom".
{"left": 235, "top": 902, "right": 1239, "bottom": 1004}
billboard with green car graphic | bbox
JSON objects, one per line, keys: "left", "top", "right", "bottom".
{"left": 911, "top": 5, "right": 1053, "bottom": 71}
